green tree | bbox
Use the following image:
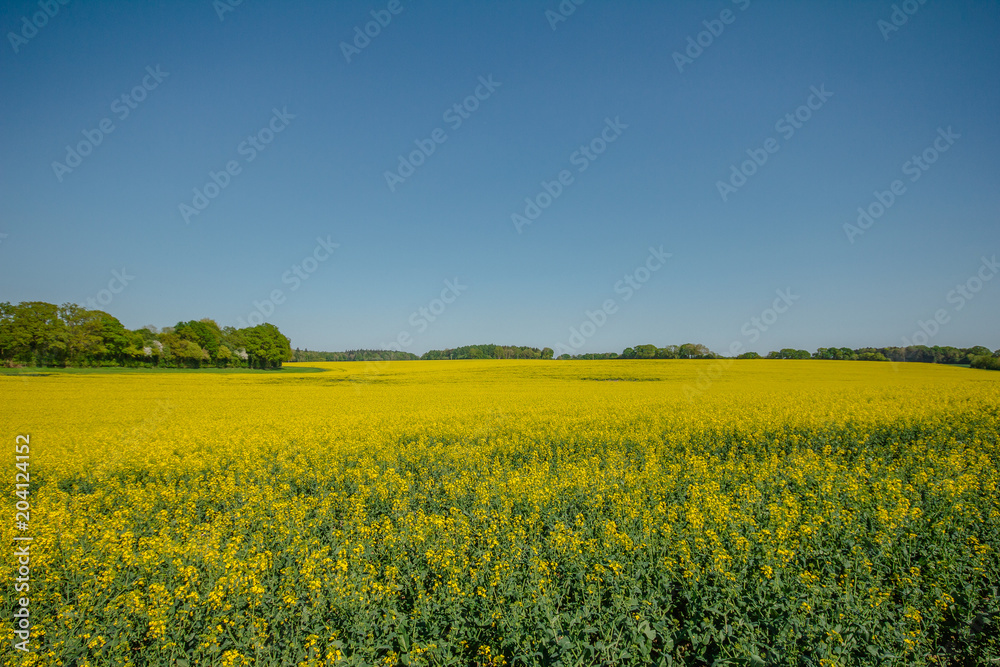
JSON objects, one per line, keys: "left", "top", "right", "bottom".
{"left": 216, "top": 345, "right": 233, "bottom": 367}
{"left": 238, "top": 323, "right": 292, "bottom": 369}
{"left": 965, "top": 346, "right": 992, "bottom": 360}
{"left": 678, "top": 343, "right": 712, "bottom": 358}
{"left": 970, "top": 355, "right": 1000, "bottom": 370}
{"left": 175, "top": 319, "right": 223, "bottom": 359}
{"left": 173, "top": 340, "right": 209, "bottom": 368}
{"left": 59, "top": 303, "right": 105, "bottom": 364}
{"left": 11, "top": 302, "right": 67, "bottom": 365}
{"left": 633, "top": 344, "right": 657, "bottom": 359}
{"left": 94, "top": 311, "right": 130, "bottom": 362}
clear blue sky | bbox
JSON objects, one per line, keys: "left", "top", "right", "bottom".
{"left": 2, "top": 0, "right": 998, "bottom": 355}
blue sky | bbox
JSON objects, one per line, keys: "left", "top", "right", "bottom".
{"left": 2, "top": 0, "right": 998, "bottom": 355}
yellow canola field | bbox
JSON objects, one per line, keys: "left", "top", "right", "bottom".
{"left": 1, "top": 360, "right": 999, "bottom": 666}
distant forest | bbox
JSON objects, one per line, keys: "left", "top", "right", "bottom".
{"left": 294, "top": 342, "right": 1000, "bottom": 368}
{"left": 292, "top": 344, "right": 551, "bottom": 362}
{"left": 3, "top": 301, "right": 997, "bottom": 370}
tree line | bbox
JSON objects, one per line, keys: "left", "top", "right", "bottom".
{"left": 295, "top": 344, "right": 557, "bottom": 361}
{"left": 764, "top": 345, "right": 998, "bottom": 364}
{"left": 0, "top": 301, "right": 291, "bottom": 369}
{"left": 292, "top": 349, "right": 419, "bottom": 362}
{"left": 566, "top": 343, "right": 999, "bottom": 366}
{"left": 4, "top": 300, "right": 995, "bottom": 371}
{"left": 292, "top": 341, "right": 1000, "bottom": 367}
{"left": 421, "top": 344, "right": 554, "bottom": 360}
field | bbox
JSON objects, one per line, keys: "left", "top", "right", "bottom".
{"left": 2, "top": 360, "right": 999, "bottom": 666}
